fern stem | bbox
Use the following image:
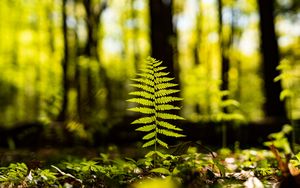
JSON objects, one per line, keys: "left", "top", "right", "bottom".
{"left": 154, "top": 64, "right": 157, "bottom": 153}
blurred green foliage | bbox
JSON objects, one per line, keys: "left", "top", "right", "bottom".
{"left": 0, "top": 0, "right": 299, "bottom": 139}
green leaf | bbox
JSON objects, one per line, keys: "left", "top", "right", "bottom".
{"left": 155, "top": 83, "right": 178, "bottom": 90}
{"left": 153, "top": 61, "right": 163, "bottom": 67}
{"left": 129, "top": 91, "right": 154, "bottom": 99}
{"left": 157, "top": 138, "right": 168, "bottom": 148}
{"left": 282, "top": 124, "right": 293, "bottom": 134}
{"left": 137, "top": 73, "right": 154, "bottom": 80}
{"left": 136, "top": 124, "right": 156, "bottom": 132}
{"left": 131, "top": 84, "right": 154, "bottom": 93}
{"left": 145, "top": 151, "right": 156, "bottom": 158}
{"left": 150, "top": 168, "right": 171, "bottom": 175}
{"left": 145, "top": 151, "right": 166, "bottom": 158}
{"left": 158, "top": 129, "right": 185, "bottom": 137}
{"left": 156, "top": 96, "right": 182, "bottom": 104}
{"left": 132, "top": 78, "right": 154, "bottom": 86}
{"left": 221, "top": 99, "right": 240, "bottom": 108}
{"left": 156, "top": 104, "right": 180, "bottom": 111}
{"left": 157, "top": 113, "right": 184, "bottom": 120}
{"left": 220, "top": 90, "right": 230, "bottom": 97}
{"left": 154, "top": 66, "right": 167, "bottom": 72}
{"left": 127, "top": 98, "right": 154, "bottom": 106}
{"left": 157, "top": 121, "right": 182, "bottom": 131}
{"left": 143, "top": 132, "right": 156, "bottom": 140}
{"left": 142, "top": 139, "right": 156, "bottom": 148}
{"left": 154, "top": 77, "right": 174, "bottom": 84}
{"left": 155, "top": 89, "right": 180, "bottom": 97}
{"left": 274, "top": 75, "right": 282, "bottom": 82}
{"left": 280, "top": 89, "right": 293, "bottom": 101}
{"left": 132, "top": 117, "right": 155, "bottom": 124}
{"left": 155, "top": 72, "right": 169, "bottom": 77}
{"left": 140, "top": 68, "right": 154, "bottom": 74}
{"left": 128, "top": 107, "right": 155, "bottom": 114}
{"left": 276, "top": 63, "right": 291, "bottom": 70}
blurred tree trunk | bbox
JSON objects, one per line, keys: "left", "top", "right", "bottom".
{"left": 57, "top": 0, "right": 70, "bottom": 121}
{"left": 131, "top": 0, "right": 140, "bottom": 70}
{"left": 149, "top": 0, "right": 180, "bottom": 117}
{"left": 82, "top": 0, "right": 109, "bottom": 121}
{"left": 217, "top": 0, "right": 229, "bottom": 96}
{"left": 257, "top": 0, "right": 287, "bottom": 119}
{"left": 82, "top": 0, "right": 99, "bottom": 118}
{"left": 149, "top": 0, "right": 178, "bottom": 79}
{"left": 194, "top": 0, "right": 202, "bottom": 114}
{"left": 194, "top": 0, "right": 203, "bottom": 67}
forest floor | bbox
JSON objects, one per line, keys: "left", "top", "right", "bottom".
{"left": 0, "top": 145, "right": 300, "bottom": 187}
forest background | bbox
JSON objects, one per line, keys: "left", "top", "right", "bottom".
{"left": 0, "top": 0, "right": 299, "bottom": 148}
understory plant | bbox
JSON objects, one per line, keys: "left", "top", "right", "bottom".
{"left": 274, "top": 61, "right": 300, "bottom": 151}
{"left": 127, "top": 57, "right": 185, "bottom": 151}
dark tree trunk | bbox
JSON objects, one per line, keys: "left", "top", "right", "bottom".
{"left": 81, "top": 0, "right": 110, "bottom": 121}
{"left": 149, "top": 0, "right": 181, "bottom": 118}
{"left": 217, "top": 0, "right": 230, "bottom": 95}
{"left": 57, "top": 0, "right": 70, "bottom": 121}
{"left": 193, "top": 0, "right": 202, "bottom": 67}
{"left": 131, "top": 0, "right": 140, "bottom": 70}
{"left": 149, "top": 0, "right": 176, "bottom": 78}
{"left": 193, "top": 0, "right": 203, "bottom": 114}
{"left": 83, "top": 0, "right": 102, "bottom": 58}
{"left": 83, "top": 0, "right": 100, "bottom": 115}
{"left": 257, "top": 0, "right": 287, "bottom": 119}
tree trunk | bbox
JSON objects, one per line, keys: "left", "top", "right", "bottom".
{"left": 131, "top": 0, "right": 140, "bottom": 70}
{"left": 57, "top": 0, "right": 70, "bottom": 121}
{"left": 149, "top": 0, "right": 177, "bottom": 78}
{"left": 83, "top": 0, "right": 99, "bottom": 115}
{"left": 257, "top": 0, "right": 287, "bottom": 119}
{"left": 81, "top": 0, "right": 109, "bottom": 121}
{"left": 217, "top": 0, "right": 230, "bottom": 95}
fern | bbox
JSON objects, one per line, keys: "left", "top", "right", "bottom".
{"left": 128, "top": 57, "right": 185, "bottom": 150}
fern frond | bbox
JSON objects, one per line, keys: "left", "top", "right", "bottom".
{"left": 142, "top": 139, "right": 156, "bottom": 148}
{"left": 135, "top": 124, "right": 156, "bottom": 132}
{"left": 154, "top": 77, "right": 174, "bottom": 84}
{"left": 130, "top": 84, "right": 153, "bottom": 93}
{"left": 158, "top": 129, "right": 185, "bottom": 137}
{"left": 154, "top": 66, "right": 167, "bottom": 72}
{"left": 129, "top": 91, "right": 154, "bottom": 99}
{"left": 137, "top": 73, "right": 154, "bottom": 80}
{"left": 128, "top": 107, "right": 155, "bottom": 114}
{"left": 155, "top": 72, "right": 169, "bottom": 77}
{"left": 127, "top": 98, "right": 153, "bottom": 106}
{"left": 157, "top": 138, "right": 168, "bottom": 149}
{"left": 155, "top": 89, "right": 180, "bottom": 97}
{"left": 156, "top": 104, "right": 180, "bottom": 111}
{"left": 132, "top": 78, "right": 154, "bottom": 86}
{"left": 143, "top": 132, "right": 156, "bottom": 140}
{"left": 140, "top": 68, "right": 154, "bottom": 74}
{"left": 157, "top": 113, "right": 185, "bottom": 120}
{"left": 131, "top": 84, "right": 154, "bottom": 93}
{"left": 156, "top": 96, "right": 182, "bottom": 104}
{"left": 131, "top": 116, "right": 155, "bottom": 124}
{"left": 155, "top": 83, "right": 178, "bottom": 90}
{"left": 157, "top": 121, "right": 182, "bottom": 131}
{"left": 128, "top": 57, "right": 185, "bottom": 151}
{"left": 153, "top": 61, "right": 162, "bottom": 67}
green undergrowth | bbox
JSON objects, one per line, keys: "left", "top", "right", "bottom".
{"left": 1, "top": 146, "right": 296, "bottom": 188}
